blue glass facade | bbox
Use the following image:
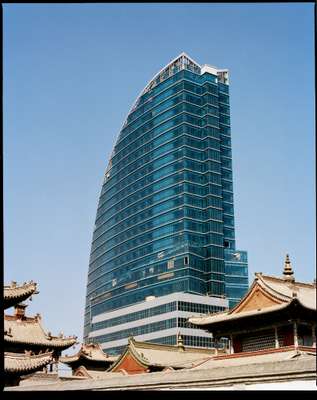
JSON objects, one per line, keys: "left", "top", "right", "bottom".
{"left": 84, "top": 54, "right": 248, "bottom": 341}
{"left": 224, "top": 249, "right": 249, "bottom": 308}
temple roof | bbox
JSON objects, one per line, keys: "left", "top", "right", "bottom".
{"left": 191, "top": 347, "right": 316, "bottom": 370}
{"left": 60, "top": 343, "right": 118, "bottom": 365}
{"left": 4, "top": 351, "right": 53, "bottom": 374}
{"left": 4, "top": 281, "right": 38, "bottom": 310}
{"left": 73, "top": 366, "right": 124, "bottom": 379}
{"left": 5, "top": 351, "right": 316, "bottom": 391}
{"left": 253, "top": 273, "right": 316, "bottom": 309}
{"left": 4, "top": 314, "right": 77, "bottom": 350}
{"left": 189, "top": 266, "right": 316, "bottom": 327}
{"left": 108, "top": 336, "right": 216, "bottom": 371}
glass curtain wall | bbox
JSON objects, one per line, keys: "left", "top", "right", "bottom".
{"left": 84, "top": 54, "right": 248, "bottom": 340}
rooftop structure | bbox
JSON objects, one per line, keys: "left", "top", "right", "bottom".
{"left": 191, "top": 346, "right": 316, "bottom": 370}
{"left": 4, "top": 281, "right": 38, "bottom": 310}
{"left": 108, "top": 336, "right": 219, "bottom": 374}
{"left": 70, "top": 366, "right": 124, "bottom": 379}
{"left": 3, "top": 280, "right": 77, "bottom": 388}
{"left": 5, "top": 348, "right": 316, "bottom": 390}
{"left": 5, "top": 304, "right": 77, "bottom": 353}
{"left": 188, "top": 255, "right": 316, "bottom": 353}
{"left": 4, "top": 352, "right": 54, "bottom": 387}
{"left": 60, "top": 343, "right": 118, "bottom": 374}
{"left": 5, "top": 258, "right": 316, "bottom": 390}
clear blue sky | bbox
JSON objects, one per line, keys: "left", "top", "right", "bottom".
{"left": 3, "top": 3, "right": 315, "bottom": 345}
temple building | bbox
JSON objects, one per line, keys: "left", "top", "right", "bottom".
{"left": 3, "top": 281, "right": 77, "bottom": 387}
{"left": 107, "top": 335, "right": 219, "bottom": 374}
{"left": 188, "top": 255, "right": 316, "bottom": 355}
{"left": 4, "top": 258, "right": 316, "bottom": 390}
{"left": 60, "top": 343, "right": 118, "bottom": 376}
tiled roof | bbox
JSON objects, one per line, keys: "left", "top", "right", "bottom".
{"left": 74, "top": 366, "right": 124, "bottom": 379}
{"left": 191, "top": 346, "right": 316, "bottom": 370}
{"left": 5, "top": 353, "right": 316, "bottom": 391}
{"left": 109, "top": 337, "right": 215, "bottom": 371}
{"left": 4, "top": 314, "right": 77, "bottom": 350}
{"left": 4, "top": 281, "right": 38, "bottom": 309}
{"left": 5, "top": 352, "right": 53, "bottom": 374}
{"left": 189, "top": 273, "right": 316, "bottom": 326}
{"left": 60, "top": 343, "right": 118, "bottom": 365}
{"left": 189, "top": 302, "right": 288, "bottom": 325}
{"left": 256, "top": 273, "right": 316, "bottom": 309}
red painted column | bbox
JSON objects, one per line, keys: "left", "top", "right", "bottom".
{"left": 233, "top": 337, "right": 242, "bottom": 353}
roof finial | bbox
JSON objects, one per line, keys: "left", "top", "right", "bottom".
{"left": 177, "top": 332, "right": 185, "bottom": 351}
{"left": 283, "top": 254, "right": 295, "bottom": 282}
{"left": 14, "top": 302, "right": 28, "bottom": 318}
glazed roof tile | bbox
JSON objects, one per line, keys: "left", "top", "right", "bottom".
{"left": 74, "top": 366, "right": 124, "bottom": 379}
{"left": 60, "top": 343, "right": 118, "bottom": 365}
{"left": 189, "top": 273, "right": 316, "bottom": 326}
{"left": 5, "top": 354, "right": 316, "bottom": 391}
{"left": 4, "top": 314, "right": 77, "bottom": 350}
{"left": 5, "top": 352, "right": 53, "bottom": 374}
{"left": 189, "top": 303, "right": 288, "bottom": 325}
{"left": 4, "top": 281, "right": 38, "bottom": 309}
{"left": 109, "top": 337, "right": 215, "bottom": 371}
{"left": 191, "top": 347, "right": 316, "bottom": 370}
{"left": 258, "top": 274, "right": 315, "bottom": 309}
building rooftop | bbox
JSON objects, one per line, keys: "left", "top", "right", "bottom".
{"left": 108, "top": 336, "right": 217, "bottom": 371}
{"left": 60, "top": 343, "right": 118, "bottom": 366}
{"left": 140, "top": 52, "right": 202, "bottom": 97}
{"left": 5, "top": 348, "right": 316, "bottom": 390}
{"left": 189, "top": 256, "right": 316, "bottom": 327}
{"left": 4, "top": 281, "right": 38, "bottom": 310}
{"left": 5, "top": 351, "right": 53, "bottom": 375}
{"left": 72, "top": 366, "right": 124, "bottom": 379}
{"left": 192, "top": 346, "right": 316, "bottom": 370}
{"left": 116, "top": 52, "right": 229, "bottom": 145}
{"left": 4, "top": 312, "right": 77, "bottom": 350}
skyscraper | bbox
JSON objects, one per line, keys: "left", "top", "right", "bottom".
{"left": 84, "top": 53, "right": 248, "bottom": 354}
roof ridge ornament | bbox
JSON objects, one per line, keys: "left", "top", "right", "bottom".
{"left": 177, "top": 332, "right": 185, "bottom": 351}
{"left": 283, "top": 254, "right": 295, "bottom": 282}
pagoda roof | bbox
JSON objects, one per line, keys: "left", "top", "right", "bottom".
{"left": 5, "top": 351, "right": 53, "bottom": 375}
{"left": 4, "top": 281, "right": 38, "bottom": 310}
{"left": 189, "top": 271, "right": 316, "bottom": 328}
{"left": 4, "top": 314, "right": 77, "bottom": 350}
{"left": 60, "top": 343, "right": 118, "bottom": 366}
{"left": 108, "top": 336, "right": 216, "bottom": 372}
